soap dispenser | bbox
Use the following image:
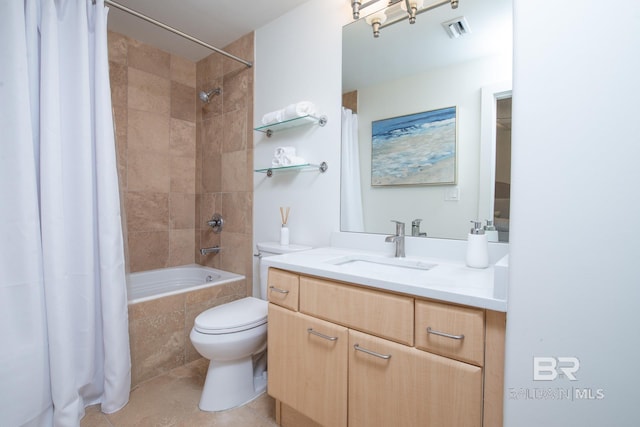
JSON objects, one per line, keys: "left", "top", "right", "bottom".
{"left": 484, "top": 219, "right": 499, "bottom": 243}
{"left": 466, "top": 220, "right": 489, "bottom": 269}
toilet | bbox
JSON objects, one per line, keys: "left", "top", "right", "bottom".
{"left": 190, "top": 242, "right": 311, "bottom": 411}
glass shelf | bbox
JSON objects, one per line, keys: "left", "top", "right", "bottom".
{"left": 254, "top": 115, "right": 328, "bottom": 137}
{"left": 255, "top": 162, "right": 328, "bottom": 177}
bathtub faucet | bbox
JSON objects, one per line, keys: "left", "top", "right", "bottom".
{"left": 200, "top": 246, "right": 220, "bottom": 256}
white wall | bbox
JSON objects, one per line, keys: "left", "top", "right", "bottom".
{"left": 252, "top": 0, "right": 350, "bottom": 293}
{"left": 357, "top": 55, "right": 511, "bottom": 239}
{"left": 255, "top": 0, "right": 640, "bottom": 424}
{"left": 504, "top": 0, "right": 640, "bottom": 425}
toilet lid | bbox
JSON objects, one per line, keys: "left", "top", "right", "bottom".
{"left": 194, "top": 297, "right": 267, "bottom": 334}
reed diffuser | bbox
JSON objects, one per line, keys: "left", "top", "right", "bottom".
{"left": 279, "top": 207, "right": 290, "bottom": 246}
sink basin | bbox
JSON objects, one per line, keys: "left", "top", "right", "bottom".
{"left": 325, "top": 255, "right": 437, "bottom": 274}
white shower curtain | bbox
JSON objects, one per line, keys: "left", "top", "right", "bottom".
{"left": 0, "top": 1, "right": 130, "bottom": 426}
{"left": 341, "top": 107, "right": 365, "bottom": 232}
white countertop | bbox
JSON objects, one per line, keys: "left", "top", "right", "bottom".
{"left": 262, "top": 246, "right": 508, "bottom": 312}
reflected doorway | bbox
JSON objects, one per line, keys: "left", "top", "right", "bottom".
{"left": 494, "top": 97, "right": 512, "bottom": 242}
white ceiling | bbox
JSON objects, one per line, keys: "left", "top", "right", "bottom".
{"left": 105, "top": 0, "right": 314, "bottom": 62}
{"left": 343, "top": 0, "right": 513, "bottom": 92}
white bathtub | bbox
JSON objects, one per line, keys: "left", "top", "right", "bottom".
{"left": 127, "top": 264, "right": 245, "bottom": 304}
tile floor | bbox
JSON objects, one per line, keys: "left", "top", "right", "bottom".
{"left": 81, "top": 358, "right": 278, "bottom": 427}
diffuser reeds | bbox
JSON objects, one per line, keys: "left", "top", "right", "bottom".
{"left": 280, "top": 206, "right": 290, "bottom": 225}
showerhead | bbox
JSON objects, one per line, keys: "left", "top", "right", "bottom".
{"left": 199, "top": 88, "right": 222, "bottom": 103}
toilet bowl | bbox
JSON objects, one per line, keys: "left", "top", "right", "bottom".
{"left": 190, "top": 297, "right": 268, "bottom": 411}
{"left": 190, "top": 242, "right": 311, "bottom": 412}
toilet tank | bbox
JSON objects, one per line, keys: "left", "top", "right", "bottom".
{"left": 256, "top": 242, "right": 311, "bottom": 300}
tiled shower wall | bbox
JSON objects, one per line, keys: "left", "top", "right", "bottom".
{"left": 107, "top": 31, "right": 254, "bottom": 291}
{"left": 195, "top": 33, "right": 255, "bottom": 290}
{"left": 107, "top": 32, "right": 255, "bottom": 386}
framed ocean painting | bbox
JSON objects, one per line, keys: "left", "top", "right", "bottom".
{"left": 371, "top": 106, "right": 457, "bottom": 186}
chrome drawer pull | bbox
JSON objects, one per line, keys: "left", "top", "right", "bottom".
{"left": 307, "top": 328, "right": 338, "bottom": 341}
{"left": 426, "top": 326, "right": 465, "bottom": 340}
{"left": 353, "top": 344, "right": 391, "bottom": 360}
{"left": 269, "top": 286, "right": 289, "bottom": 294}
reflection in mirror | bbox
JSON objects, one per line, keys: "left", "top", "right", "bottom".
{"left": 341, "top": 0, "right": 512, "bottom": 240}
{"left": 494, "top": 97, "right": 511, "bottom": 241}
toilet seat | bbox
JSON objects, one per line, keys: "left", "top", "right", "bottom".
{"left": 194, "top": 297, "right": 267, "bottom": 334}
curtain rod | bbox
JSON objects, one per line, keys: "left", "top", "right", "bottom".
{"left": 99, "top": 0, "right": 253, "bottom": 68}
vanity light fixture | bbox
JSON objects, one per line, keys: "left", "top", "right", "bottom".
{"left": 351, "top": 0, "right": 388, "bottom": 20}
{"left": 400, "top": 0, "right": 424, "bottom": 24}
{"left": 355, "top": 0, "right": 461, "bottom": 38}
{"left": 365, "top": 10, "right": 388, "bottom": 38}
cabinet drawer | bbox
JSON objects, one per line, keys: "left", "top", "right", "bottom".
{"left": 300, "top": 276, "right": 414, "bottom": 346}
{"left": 415, "top": 299, "right": 485, "bottom": 366}
{"left": 267, "top": 268, "right": 299, "bottom": 311}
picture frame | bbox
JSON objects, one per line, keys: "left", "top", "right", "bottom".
{"left": 371, "top": 106, "right": 457, "bottom": 186}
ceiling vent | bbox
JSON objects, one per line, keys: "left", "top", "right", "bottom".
{"left": 442, "top": 16, "right": 471, "bottom": 38}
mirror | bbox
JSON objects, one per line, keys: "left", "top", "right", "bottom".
{"left": 341, "top": 0, "right": 512, "bottom": 240}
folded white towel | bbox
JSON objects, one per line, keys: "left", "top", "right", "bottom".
{"left": 272, "top": 156, "right": 306, "bottom": 167}
{"left": 283, "top": 101, "right": 317, "bottom": 120}
{"left": 261, "top": 101, "right": 318, "bottom": 125}
{"left": 272, "top": 146, "right": 305, "bottom": 167}
{"left": 261, "top": 110, "right": 283, "bottom": 125}
{"left": 275, "top": 146, "right": 296, "bottom": 157}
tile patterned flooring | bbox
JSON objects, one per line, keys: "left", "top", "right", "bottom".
{"left": 81, "top": 358, "right": 278, "bottom": 427}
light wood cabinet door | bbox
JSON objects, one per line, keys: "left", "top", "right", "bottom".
{"left": 348, "top": 329, "right": 482, "bottom": 427}
{"left": 267, "top": 304, "right": 348, "bottom": 427}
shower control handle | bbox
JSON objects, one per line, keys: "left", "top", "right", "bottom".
{"left": 207, "top": 213, "right": 224, "bottom": 233}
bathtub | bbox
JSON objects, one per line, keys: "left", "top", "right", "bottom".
{"left": 126, "top": 264, "right": 247, "bottom": 387}
{"left": 127, "top": 263, "right": 245, "bottom": 304}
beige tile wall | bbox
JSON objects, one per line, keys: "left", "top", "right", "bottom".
{"left": 195, "top": 33, "right": 255, "bottom": 295}
{"left": 108, "top": 31, "right": 254, "bottom": 294}
{"left": 109, "top": 31, "right": 197, "bottom": 273}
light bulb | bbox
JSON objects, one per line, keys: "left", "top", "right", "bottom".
{"left": 365, "top": 11, "right": 387, "bottom": 37}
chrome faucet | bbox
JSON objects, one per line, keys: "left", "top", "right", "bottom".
{"left": 411, "top": 219, "right": 427, "bottom": 237}
{"left": 385, "top": 220, "right": 405, "bottom": 258}
{"left": 200, "top": 246, "right": 220, "bottom": 256}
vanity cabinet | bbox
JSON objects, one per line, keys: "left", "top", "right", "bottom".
{"left": 267, "top": 268, "right": 506, "bottom": 427}
{"left": 268, "top": 304, "right": 348, "bottom": 427}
